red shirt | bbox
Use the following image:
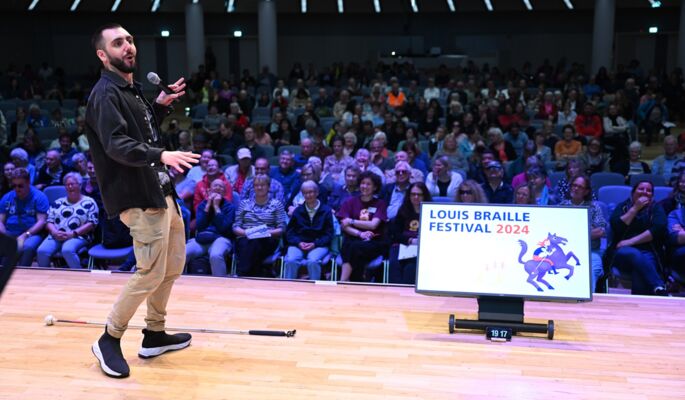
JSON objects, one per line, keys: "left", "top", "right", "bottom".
{"left": 193, "top": 174, "right": 233, "bottom": 212}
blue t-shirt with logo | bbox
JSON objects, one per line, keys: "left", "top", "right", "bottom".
{"left": 0, "top": 187, "right": 50, "bottom": 236}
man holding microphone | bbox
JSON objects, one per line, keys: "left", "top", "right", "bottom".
{"left": 86, "top": 23, "right": 200, "bottom": 378}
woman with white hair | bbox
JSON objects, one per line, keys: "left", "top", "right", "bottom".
{"left": 342, "top": 131, "right": 357, "bottom": 157}
{"left": 487, "top": 127, "right": 517, "bottom": 163}
{"left": 36, "top": 172, "right": 99, "bottom": 269}
{"left": 625, "top": 141, "right": 651, "bottom": 178}
{"left": 9, "top": 147, "right": 36, "bottom": 184}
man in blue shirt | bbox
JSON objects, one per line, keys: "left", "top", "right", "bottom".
{"left": 0, "top": 168, "right": 49, "bottom": 266}
{"left": 270, "top": 150, "right": 300, "bottom": 196}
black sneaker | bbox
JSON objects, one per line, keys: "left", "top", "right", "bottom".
{"left": 138, "top": 329, "right": 192, "bottom": 359}
{"left": 91, "top": 327, "right": 130, "bottom": 378}
{"left": 654, "top": 286, "right": 670, "bottom": 296}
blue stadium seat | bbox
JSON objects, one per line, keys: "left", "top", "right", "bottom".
{"left": 590, "top": 172, "right": 625, "bottom": 193}
{"left": 43, "top": 185, "right": 67, "bottom": 204}
{"left": 653, "top": 186, "right": 672, "bottom": 202}
{"left": 597, "top": 185, "right": 631, "bottom": 215}
{"left": 629, "top": 173, "right": 666, "bottom": 187}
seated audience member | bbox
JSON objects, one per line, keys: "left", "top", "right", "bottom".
{"left": 480, "top": 160, "right": 513, "bottom": 204}
{"left": 55, "top": 132, "right": 78, "bottom": 169}
{"left": 554, "top": 125, "right": 583, "bottom": 170}
{"left": 385, "top": 151, "right": 424, "bottom": 184}
{"left": 513, "top": 183, "right": 535, "bottom": 205}
{"left": 432, "top": 134, "right": 467, "bottom": 173}
{"left": 511, "top": 155, "right": 547, "bottom": 189}
{"left": 612, "top": 141, "right": 651, "bottom": 182}
{"left": 554, "top": 158, "right": 584, "bottom": 203}
{"left": 607, "top": 180, "right": 667, "bottom": 296}
{"left": 660, "top": 171, "right": 685, "bottom": 216}
{"left": 337, "top": 171, "right": 389, "bottom": 282}
{"left": 10, "top": 148, "right": 36, "bottom": 184}
{"left": 324, "top": 135, "right": 355, "bottom": 185}
{"left": 575, "top": 102, "right": 603, "bottom": 143}
{"left": 560, "top": 175, "right": 606, "bottom": 292}
{"left": 240, "top": 126, "right": 266, "bottom": 161}
{"left": 243, "top": 157, "right": 286, "bottom": 204}
{"left": 286, "top": 163, "right": 329, "bottom": 215}
{"left": 401, "top": 141, "right": 429, "bottom": 177}
{"left": 185, "top": 178, "right": 235, "bottom": 277}
{"left": 294, "top": 138, "right": 317, "bottom": 169}
{"left": 202, "top": 104, "right": 225, "bottom": 135}
{"left": 388, "top": 182, "right": 432, "bottom": 284}
{"left": 1, "top": 162, "right": 16, "bottom": 195}
{"left": 225, "top": 148, "right": 254, "bottom": 195}
{"left": 71, "top": 152, "right": 89, "bottom": 184}
{"left": 354, "top": 148, "right": 385, "bottom": 183}
{"left": 327, "top": 165, "right": 360, "bottom": 211}
{"left": 369, "top": 137, "right": 393, "bottom": 172}
{"left": 36, "top": 172, "right": 98, "bottom": 269}
{"left": 578, "top": 137, "right": 610, "bottom": 176}
{"left": 232, "top": 175, "right": 286, "bottom": 277}
{"left": 651, "top": 135, "right": 682, "bottom": 184}
{"left": 527, "top": 166, "right": 555, "bottom": 205}
{"left": 557, "top": 100, "right": 577, "bottom": 130}
{"left": 35, "top": 149, "right": 71, "bottom": 190}
{"left": 283, "top": 180, "right": 334, "bottom": 280}
{"left": 0, "top": 168, "right": 49, "bottom": 266}
{"left": 503, "top": 123, "right": 529, "bottom": 159}
{"left": 216, "top": 121, "right": 245, "bottom": 158}
{"left": 534, "top": 130, "right": 553, "bottom": 165}
{"left": 488, "top": 127, "right": 517, "bottom": 164}
{"left": 188, "top": 150, "right": 214, "bottom": 183}
{"left": 507, "top": 140, "right": 538, "bottom": 181}
{"left": 270, "top": 150, "right": 300, "bottom": 196}
{"left": 603, "top": 103, "right": 631, "bottom": 146}
{"left": 455, "top": 179, "right": 488, "bottom": 203}
{"left": 426, "top": 156, "right": 463, "bottom": 198}
{"left": 667, "top": 185, "right": 685, "bottom": 276}
{"left": 467, "top": 148, "right": 496, "bottom": 184}
{"left": 193, "top": 158, "right": 233, "bottom": 212}
{"left": 342, "top": 131, "right": 357, "bottom": 157}
{"left": 380, "top": 161, "right": 413, "bottom": 219}
{"left": 27, "top": 103, "right": 49, "bottom": 128}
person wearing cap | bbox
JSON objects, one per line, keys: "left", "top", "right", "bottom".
{"left": 225, "top": 148, "right": 254, "bottom": 195}
{"left": 480, "top": 160, "right": 513, "bottom": 204}
{"left": 192, "top": 158, "right": 233, "bottom": 212}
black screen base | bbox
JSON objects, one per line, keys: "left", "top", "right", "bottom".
{"left": 449, "top": 296, "right": 554, "bottom": 340}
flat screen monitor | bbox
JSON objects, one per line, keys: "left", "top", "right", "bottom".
{"left": 415, "top": 203, "right": 592, "bottom": 302}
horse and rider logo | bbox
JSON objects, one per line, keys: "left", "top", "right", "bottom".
{"left": 517, "top": 233, "right": 580, "bottom": 292}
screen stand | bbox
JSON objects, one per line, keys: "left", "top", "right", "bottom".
{"left": 449, "top": 296, "right": 554, "bottom": 340}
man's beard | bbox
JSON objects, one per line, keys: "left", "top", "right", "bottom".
{"left": 108, "top": 53, "right": 136, "bottom": 74}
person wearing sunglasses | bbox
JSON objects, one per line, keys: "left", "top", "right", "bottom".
{"left": 454, "top": 180, "right": 488, "bottom": 204}
{"left": 0, "top": 168, "right": 49, "bottom": 266}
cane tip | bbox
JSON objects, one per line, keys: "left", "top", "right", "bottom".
{"left": 44, "top": 314, "right": 56, "bottom": 326}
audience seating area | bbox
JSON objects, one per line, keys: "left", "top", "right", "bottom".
{"left": 1, "top": 58, "right": 684, "bottom": 295}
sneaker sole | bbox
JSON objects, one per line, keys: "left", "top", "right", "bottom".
{"left": 91, "top": 341, "right": 129, "bottom": 378}
{"left": 138, "top": 339, "right": 191, "bottom": 359}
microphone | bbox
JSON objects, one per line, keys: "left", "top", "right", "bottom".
{"left": 146, "top": 72, "right": 174, "bottom": 95}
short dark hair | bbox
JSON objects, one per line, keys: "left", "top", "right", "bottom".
{"left": 92, "top": 23, "right": 122, "bottom": 50}
{"left": 358, "top": 171, "right": 382, "bottom": 193}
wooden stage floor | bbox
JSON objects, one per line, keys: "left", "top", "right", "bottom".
{"left": 1, "top": 269, "right": 684, "bottom": 400}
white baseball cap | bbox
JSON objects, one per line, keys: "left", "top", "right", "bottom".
{"left": 237, "top": 148, "right": 252, "bottom": 160}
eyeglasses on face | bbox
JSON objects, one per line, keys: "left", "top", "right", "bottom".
{"left": 459, "top": 190, "right": 473, "bottom": 195}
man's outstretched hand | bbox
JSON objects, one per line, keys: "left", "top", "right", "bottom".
{"left": 155, "top": 77, "right": 186, "bottom": 106}
{"left": 161, "top": 151, "right": 200, "bottom": 173}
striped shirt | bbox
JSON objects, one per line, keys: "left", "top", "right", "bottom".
{"left": 233, "top": 198, "right": 286, "bottom": 231}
